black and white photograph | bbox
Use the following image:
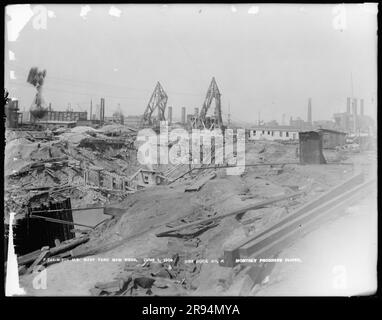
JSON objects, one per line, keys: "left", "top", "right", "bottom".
{"left": 3, "top": 3, "right": 378, "bottom": 298}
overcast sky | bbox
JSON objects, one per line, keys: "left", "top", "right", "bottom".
{"left": 5, "top": 4, "right": 378, "bottom": 124}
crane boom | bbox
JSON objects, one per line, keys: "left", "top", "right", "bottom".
{"left": 141, "top": 81, "right": 168, "bottom": 128}
{"left": 196, "top": 77, "right": 224, "bottom": 130}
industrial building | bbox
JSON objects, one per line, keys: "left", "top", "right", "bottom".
{"left": 333, "top": 97, "right": 375, "bottom": 135}
{"left": 248, "top": 125, "right": 300, "bottom": 141}
{"left": 4, "top": 99, "right": 21, "bottom": 129}
{"left": 104, "top": 113, "right": 124, "bottom": 125}
{"left": 124, "top": 115, "right": 142, "bottom": 128}
{"left": 40, "top": 110, "right": 88, "bottom": 122}
{"left": 17, "top": 109, "right": 87, "bottom": 130}
{"left": 288, "top": 98, "right": 314, "bottom": 130}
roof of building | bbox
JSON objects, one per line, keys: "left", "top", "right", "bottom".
{"left": 125, "top": 115, "right": 143, "bottom": 119}
{"left": 316, "top": 128, "right": 347, "bottom": 135}
{"left": 300, "top": 128, "right": 347, "bottom": 135}
{"left": 37, "top": 120, "right": 77, "bottom": 124}
{"left": 248, "top": 125, "right": 302, "bottom": 131}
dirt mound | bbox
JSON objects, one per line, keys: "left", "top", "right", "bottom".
{"left": 98, "top": 124, "right": 136, "bottom": 135}
{"left": 70, "top": 126, "right": 97, "bottom": 134}
{"left": 4, "top": 138, "right": 36, "bottom": 176}
{"left": 58, "top": 131, "right": 93, "bottom": 145}
{"left": 246, "top": 141, "right": 298, "bottom": 164}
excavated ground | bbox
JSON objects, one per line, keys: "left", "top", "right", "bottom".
{"left": 15, "top": 139, "right": 371, "bottom": 296}
{"left": 4, "top": 126, "right": 139, "bottom": 221}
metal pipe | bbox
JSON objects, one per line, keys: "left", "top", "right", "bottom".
{"left": 30, "top": 206, "right": 106, "bottom": 214}
{"left": 30, "top": 215, "right": 94, "bottom": 229}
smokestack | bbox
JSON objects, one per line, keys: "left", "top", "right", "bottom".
{"left": 90, "top": 99, "right": 92, "bottom": 120}
{"left": 346, "top": 97, "right": 351, "bottom": 113}
{"left": 353, "top": 98, "right": 358, "bottom": 115}
{"left": 100, "top": 98, "right": 105, "bottom": 123}
{"left": 48, "top": 102, "right": 52, "bottom": 112}
{"left": 167, "top": 106, "right": 172, "bottom": 125}
{"left": 181, "top": 107, "right": 186, "bottom": 124}
{"left": 352, "top": 98, "right": 357, "bottom": 133}
{"left": 307, "top": 98, "right": 312, "bottom": 124}
{"left": 360, "top": 99, "right": 364, "bottom": 116}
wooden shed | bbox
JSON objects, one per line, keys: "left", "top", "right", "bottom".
{"left": 317, "top": 128, "right": 347, "bottom": 149}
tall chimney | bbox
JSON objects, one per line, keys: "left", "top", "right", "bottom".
{"left": 346, "top": 97, "right": 351, "bottom": 113}
{"left": 352, "top": 98, "right": 357, "bottom": 133}
{"left": 90, "top": 99, "right": 92, "bottom": 120}
{"left": 100, "top": 98, "right": 105, "bottom": 123}
{"left": 360, "top": 99, "right": 364, "bottom": 116}
{"left": 307, "top": 98, "right": 312, "bottom": 124}
{"left": 167, "top": 106, "right": 172, "bottom": 125}
{"left": 181, "top": 107, "right": 186, "bottom": 124}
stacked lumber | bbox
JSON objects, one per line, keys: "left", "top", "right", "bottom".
{"left": 156, "top": 191, "right": 304, "bottom": 237}
{"left": 8, "top": 235, "right": 90, "bottom": 274}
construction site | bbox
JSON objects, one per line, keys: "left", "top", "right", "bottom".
{"left": 4, "top": 69, "right": 377, "bottom": 296}
{"left": 4, "top": 4, "right": 377, "bottom": 297}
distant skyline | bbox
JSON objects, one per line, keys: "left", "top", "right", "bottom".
{"left": 5, "top": 4, "right": 378, "bottom": 124}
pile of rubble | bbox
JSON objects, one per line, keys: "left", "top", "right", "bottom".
{"left": 4, "top": 126, "right": 139, "bottom": 221}
{"left": 90, "top": 253, "right": 201, "bottom": 296}
{"left": 12, "top": 135, "right": 365, "bottom": 296}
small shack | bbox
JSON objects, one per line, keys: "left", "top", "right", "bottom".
{"left": 128, "top": 168, "right": 166, "bottom": 188}
{"left": 317, "top": 128, "right": 346, "bottom": 149}
{"left": 299, "top": 131, "right": 327, "bottom": 164}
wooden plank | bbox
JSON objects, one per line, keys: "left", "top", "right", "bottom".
{"left": 185, "top": 172, "right": 216, "bottom": 192}
{"left": 127, "top": 168, "right": 142, "bottom": 181}
{"left": 16, "top": 249, "right": 41, "bottom": 266}
{"left": 223, "top": 172, "right": 366, "bottom": 267}
{"left": 30, "top": 215, "right": 94, "bottom": 229}
{"left": 15, "top": 236, "right": 89, "bottom": 266}
{"left": 239, "top": 180, "right": 374, "bottom": 258}
{"left": 26, "top": 249, "right": 50, "bottom": 274}
{"left": 48, "top": 236, "right": 89, "bottom": 256}
{"left": 156, "top": 191, "right": 304, "bottom": 237}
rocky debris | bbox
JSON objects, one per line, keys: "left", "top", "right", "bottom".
{"left": 4, "top": 127, "right": 140, "bottom": 220}
{"left": 91, "top": 277, "right": 133, "bottom": 296}
{"left": 90, "top": 252, "right": 199, "bottom": 296}
{"left": 10, "top": 137, "right": 365, "bottom": 296}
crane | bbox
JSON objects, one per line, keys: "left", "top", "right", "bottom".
{"left": 194, "top": 77, "right": 224, "bottom": 130}
{"left": 141, "top": 81, "right": 168, "bottom": 128}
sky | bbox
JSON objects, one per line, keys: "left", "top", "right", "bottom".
{"left": 4, "top": 4, "right": 378, "bottom": 124}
